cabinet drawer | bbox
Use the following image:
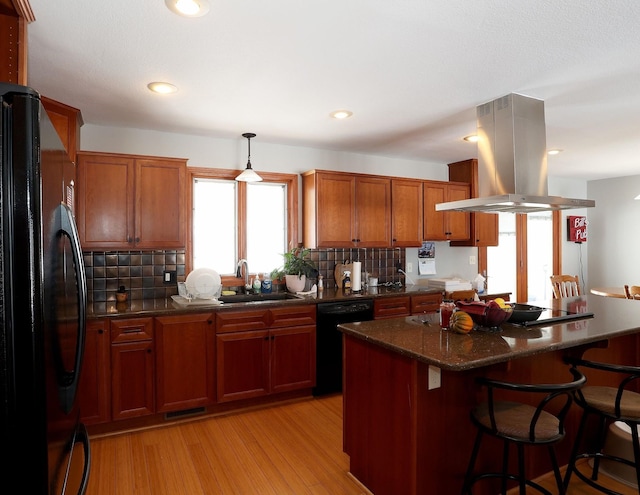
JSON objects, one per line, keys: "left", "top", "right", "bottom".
{"left": 411, "top": 294, "right": 442, "bottom": 314}
{"left": 269, "top": 305, "right": 316, "bottom": 328}
{"left": 216, "top": 309, "right": 269, "bottom": 334}
{"left": 110, "top": 318, "right": 154, "bottom": 343}
{"left": 374, "top": 296, "right": 411, "bottom": 319}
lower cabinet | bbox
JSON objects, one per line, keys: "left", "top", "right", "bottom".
{"left": 110, "top": 317, "right": 155, "bottom": 420}
{"left": 79, "top": 319, "right": 111, "bottom": 425}
{"left": 216, "top": 305, "right": 316, "bottom": 403}
{"left": 154, "top": 313, "right": 216, "bottom": 413}
{"left": 410, "top": 293, "right": 442, "bottom": 314}
{"left": 374, "top": 296, "right": 411, "bottom": 319}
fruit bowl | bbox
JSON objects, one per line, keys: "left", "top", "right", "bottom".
{"left": 455, "top": 301, "right": 512, "bottom": 330}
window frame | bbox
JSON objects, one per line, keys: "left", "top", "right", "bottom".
{"left": 186, "top": 167, "right": 298, "bottom": 287}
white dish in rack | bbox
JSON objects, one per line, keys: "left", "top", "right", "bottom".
{"left": 185, "top": 268, "right": 222, "bottom": 299}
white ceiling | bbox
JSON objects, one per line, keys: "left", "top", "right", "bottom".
{"left": 26, "top": 0, "right": 640, "bottom": 181}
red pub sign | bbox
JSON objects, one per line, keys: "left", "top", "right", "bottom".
{"left": 568, "top": 215, "right": 587, "bottom": 243}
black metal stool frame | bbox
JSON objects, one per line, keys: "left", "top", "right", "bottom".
{"left": 564, "top": 357, "right": 640, "bottom": 495}
{"left": 462, "top": 368, "right": 585, "bottom": 495}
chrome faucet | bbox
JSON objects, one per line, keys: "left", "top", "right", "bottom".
{"left": 236, "top": 259, "right": 250, "bottom": 292}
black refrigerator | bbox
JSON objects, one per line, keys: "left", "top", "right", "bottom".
{"left": 0, "top": 83, "right": 90, "bottom": 493}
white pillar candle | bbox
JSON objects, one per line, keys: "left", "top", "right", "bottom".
{"left": 352, "top": 262, "right": 362, "bottom": 291}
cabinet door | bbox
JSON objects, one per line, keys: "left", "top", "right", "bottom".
{"left": 374, "top": 296, "right": 411, "bottom": 319}
{"left": 155, "top": 313, "right": 215, "bottom": 413}
{"left": 79, "top": 319, "right": 111, "bottom": 425}
{"left": 271, "top": 325, "right": 316, "bottom": 393}
{"left": 446, "top": 184, "right": 471, "bottom": 240}
{"left": 135, "top": 159, "right": 186, "bottom": 249}
{"left": 423, "top": 181, "right": 470, "bottom": 241}
{"left": 355, "top": 176, "right": 391, "bottom": 247}
{"left": 111, "top": 340, "right": 155, "bottom": 420}
{"left": 391, "top": 179, "right": 423, "bottom": 247}
{"left": 216, "top": 330, "right": 270, "bottom": 403}
{"left": 77, "top": 153, "right": 135, "bottom": 250}
{"left": 315, "top": 172, "right": 356, "bottom": 247}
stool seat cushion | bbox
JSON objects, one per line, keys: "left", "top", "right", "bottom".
{"left": 580, "top": 386, "right": 640, "bottom": 419}
{"left": 473, "top": 400, "right": 561, "bottom": 442}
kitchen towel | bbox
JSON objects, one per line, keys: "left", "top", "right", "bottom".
{"left": 352, "top": 262, "right": 362, "bottom": 291}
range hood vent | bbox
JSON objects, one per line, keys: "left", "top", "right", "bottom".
{"left": 437, "top": 93, "right": 595, "bottom": 213}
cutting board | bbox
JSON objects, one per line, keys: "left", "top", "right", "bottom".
{"left": 334, "top": 261, "right": 353, "bottom": 288}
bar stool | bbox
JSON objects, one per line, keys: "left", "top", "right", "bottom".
{"left": 461, "top": 368, "right": 585, "bottom": 495}
{"left": 564, "top": 356, "right": 640, "bottom": 494}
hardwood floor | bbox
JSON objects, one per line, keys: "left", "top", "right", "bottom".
{"left": 87, "top": 394, "right": 636, "bottom": 495}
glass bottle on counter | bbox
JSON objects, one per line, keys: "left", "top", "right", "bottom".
{"left": 261, "top": 273, "right": 272, "bottom": 293}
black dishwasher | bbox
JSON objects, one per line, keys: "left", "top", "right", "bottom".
{"left": 314, "top": 299, "right": 374, "bottom": 396}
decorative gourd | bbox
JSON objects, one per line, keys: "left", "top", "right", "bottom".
{"left": 449, "top": 311, "right": 474, "bottom": 334}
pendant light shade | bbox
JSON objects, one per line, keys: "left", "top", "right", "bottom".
{"left": 236, "top": 132, "right": 262, "bottom": 182}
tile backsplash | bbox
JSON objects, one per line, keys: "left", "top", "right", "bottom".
{"left": 84, "top": 247, "right": 404, "bottom": 301}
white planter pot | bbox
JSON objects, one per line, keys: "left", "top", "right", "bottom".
{"left": 285, "top": 274, "right": 306, "bottom": 293}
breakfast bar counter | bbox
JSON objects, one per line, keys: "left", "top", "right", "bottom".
{"left": 337, "top": 295, "right": 640, "bottom": 495}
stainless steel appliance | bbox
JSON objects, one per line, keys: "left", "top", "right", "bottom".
{"left": 0, "top": 83, "right": 90, "bottom": 493}
{"left": 314, "top": 300, "right": 374, "bottom": 396}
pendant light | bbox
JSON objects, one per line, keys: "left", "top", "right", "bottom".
{"left": 235, "top": 133, "right": 263, "bottom": 182}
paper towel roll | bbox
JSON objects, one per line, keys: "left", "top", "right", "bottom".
{"left": 352, "top": 262, "right": 362, "bottom": 291}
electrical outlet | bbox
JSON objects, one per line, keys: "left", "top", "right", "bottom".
{"left": 428, "top": 365, "right": 441, "bottom": 390}
{"left": 163, "top": 270, "right": 177, "bottom": 284}
{"left": 469, "top": 255, "right": 476, "bottom": 265}
{"left": 406, "top": 262, "right": 413, "bottom": 273}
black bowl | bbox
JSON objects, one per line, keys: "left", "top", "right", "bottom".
{"left": 508, "top": 304, "right": 544, "bottom": 323}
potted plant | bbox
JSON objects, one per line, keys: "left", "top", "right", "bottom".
{"left": 272, "top": 247, "right": 316, "bottom": 293}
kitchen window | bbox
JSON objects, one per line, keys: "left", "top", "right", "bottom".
{"left": 188, "top": 168, "right": 298, "bottom": 284}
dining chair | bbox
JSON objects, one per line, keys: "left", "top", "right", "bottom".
{"left": 550, "top": 275, "right": 581, "bottom": 299}
{"left": 563, "top": 356, "right": 640, "bottom": 494}
{"left": 624, "top": 285, "right": 640, "bottom": 300}
{"left": 461, "top": 368, "right": 586, "bottom": 495}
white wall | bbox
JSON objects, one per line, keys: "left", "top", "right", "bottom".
{"left": 587, "top": 175, "right": 640, "bottom": 288}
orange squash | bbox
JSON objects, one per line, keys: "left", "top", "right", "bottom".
{"left": 449, "top": 310, "right": 474, "bottom": 334}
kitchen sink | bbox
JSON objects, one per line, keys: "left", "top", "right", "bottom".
{"left": 219, "top": 292, "right": 302, "bottom": 304}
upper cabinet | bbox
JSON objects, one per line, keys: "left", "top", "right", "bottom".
{"left": 41, "top": 96, "right": 83, "bottom": 164}
{"left": 447, "top": 159, "right": 498, "bottom": 247}
{"left": 391, "top": 179, "right": 423, "bottom": 247}
{"left": 302, "top": 170, "right": 391, "bottom": 248}
{"left": 76, "top": 151, "right": 187, "bottom": 250}
{"left": 423, "top": 180, "right": 470, "bottom": 241}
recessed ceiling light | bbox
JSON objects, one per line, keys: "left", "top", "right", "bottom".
{"left": 463, "top": 134, "right": 479, "bottom": 143}
{"left": 165, "top": 0, "right": 210, "bottom": 17}
{"left": 147, "top": 82, "right": 178, "bottom": 94}
{"left": 547, "top": 149, "right": 563, "bottom": 155}
{"left": 330, "top": 110, "right": 353, "bottom": 119}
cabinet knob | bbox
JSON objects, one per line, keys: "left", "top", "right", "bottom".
{"left": 147, "top": 349, "right": 152, "bottom": 354}
{"left": 135, "top": 237, "right": 140, "bottom": 243}
{"left": 127, "top": 236, "right": 133, "bottom": 243}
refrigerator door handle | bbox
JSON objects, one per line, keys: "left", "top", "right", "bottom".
{"left": 75, "top": 423, "right": 91, "bottom": 495}
{"left": 58, "top": 203, "right": 87, "bottom": 413}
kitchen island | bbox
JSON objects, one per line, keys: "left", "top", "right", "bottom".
{"left": 338, "top": 295, "right": 640, "bottom": 495}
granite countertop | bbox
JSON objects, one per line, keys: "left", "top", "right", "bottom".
{"left": 87, "top": 285, "right": 443, "bottom": 319}
{"left": 338, "top": 295, "right": 640, "bottom": 371}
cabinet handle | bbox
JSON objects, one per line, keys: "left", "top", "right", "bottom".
{"left": 123, "top": 328, "right": 143, "bottom": 334}
{"left": 147, "top": 349, "right": 152, "bottom": 354}
{"left": 127, "top": 236, "right": 133, "bottom": 243}
{"left": 207, "top": 320, "right": 213, "bottom": 325}
{"left": 135, "top": 237, "right": 140, "bottom": 242}
{"left": 98, "top": 329, "right": 104, "bottom": 334}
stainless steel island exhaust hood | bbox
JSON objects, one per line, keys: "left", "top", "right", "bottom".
{"left": 436, "top": 93, "right": 595, "bottom": 213}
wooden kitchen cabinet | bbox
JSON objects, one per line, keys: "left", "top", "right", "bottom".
{"left": 423, "top": 180, "right": 470, "bottom": 241}
{"left": 410, "top": 293, "right": 442, "bottom": 314}
{"left": 79, "top": 319, "right": 111, "bottom": 425}
{"left": 76, "top": 151, "right": 187, "bottom": 250}
{"left": 374, "top": 296, "right": 411, "bottom": 319}
{"left": 216, "top": 305, "right": 316, "bottom": 403}
{"left": 448, "top": 159, "right": 498, "bottom": 247}
{"left": 391, "top": 179, "right": 423, "bottom": 247}
{"left": 41, "top": 96, "right": 83, "bottom": 164}
{"left": 302, "top": 170, "right": 391, "bottom": 248}
{"left": 154, "top": 313, "right": 216, "bottom": 413}
{"left": 110, "top": 317, "right": 155, "bottom": 420}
